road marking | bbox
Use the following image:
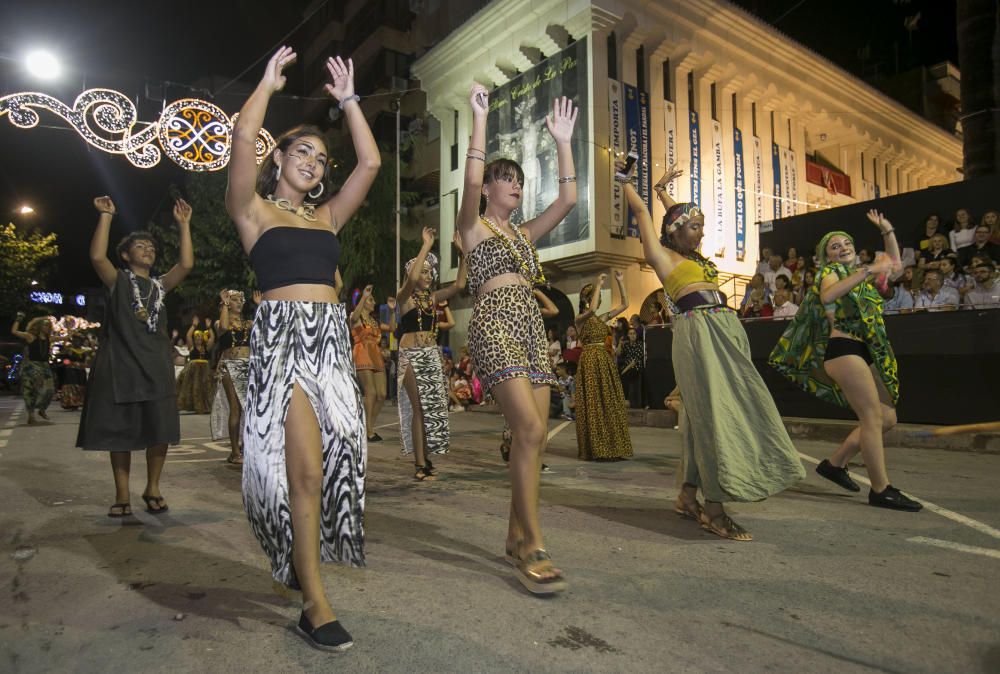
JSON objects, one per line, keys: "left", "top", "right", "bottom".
{"left": 547, "top": 420, "right": 571, "bottom": 441}
{"left": 4, "top": 420, "right": 17, "bottom": 428}
{"left": 171, "top": 458, "right": 241, "bottom": 464}
{"left": 798, "top": 451, "right": 1000, "bottom": 541}
{"left": 0, "top": 429, "right": 11, "bottom": 438}
{"left": 0, "top": 439, "right": 6, "bottom": 448}
{"left": 180, "top": 436, "right": 215, "bottom": 442}
{"left": 907, "top": 536, "right": 1000, "bottom": 560}
{"left": 375, "top": 422, "right": 400, "bottom": 430}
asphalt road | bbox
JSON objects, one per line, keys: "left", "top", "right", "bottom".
{"left": 1, "top": 397, "right": 998, "bottom": 673}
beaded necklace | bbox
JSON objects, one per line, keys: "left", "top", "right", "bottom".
{"left": 265, "top": 194, "right": 317, "bottom": 222}
{"left": 480, "top": 216, "right": 546, "bottom": 286}
{"left": 228, "top": 316, "right": 249, "bottom": 347}
{"left": 126, "top": 270, "right": 164, "bottom": 333}
{"left": 411, "top": 289, "right": 439, "bottom": 341}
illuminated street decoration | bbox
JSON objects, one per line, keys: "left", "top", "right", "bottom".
{"left": 0, "top": 89, "right": 275, "bottom": 171}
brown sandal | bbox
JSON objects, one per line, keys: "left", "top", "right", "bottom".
{"left": 414, "top": 466, "right": 436, "bottom": 481}
{"left": 674, "top": 496, "right": 705, "bottom": 522}
{"left": 514, "top": 549, "right": 567, "bottom": 595}
{"left": 701, "top": 513, "right": 753, "bottom": 541}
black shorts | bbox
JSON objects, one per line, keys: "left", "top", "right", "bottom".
{"left": 824, "top": 337, "right": 873, "bottom": 365}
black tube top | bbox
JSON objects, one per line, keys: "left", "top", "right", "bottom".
{"left": 249, "top": 226, "right": 340, "bottom": 292}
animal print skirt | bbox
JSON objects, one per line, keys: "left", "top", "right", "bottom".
{"left": 243, "top": 301, "right": 367, "bottom": 589}
{"left": 397, "top": 345, "right": 450, "bottom": 455}
{"left": 469, "top": 284, "right": 556, "bottom": 393}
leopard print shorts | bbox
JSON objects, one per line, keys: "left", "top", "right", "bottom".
{"left": 469, "top": 284, "right": 556, "bottom": 393}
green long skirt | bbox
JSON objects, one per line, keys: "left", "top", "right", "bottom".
{"left": 672, "top": 307, "right": 805, "bottom": 502}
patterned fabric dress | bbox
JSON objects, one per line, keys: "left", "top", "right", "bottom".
{"left": 575, "top": 316, "right": 633, "bottom": 460}
{"left": 769, "top": 262, "right": 899, "bottom": 407}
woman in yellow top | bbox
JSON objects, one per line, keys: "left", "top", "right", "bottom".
{"left": 622, "top": 163, "right": 804, "bottom": 541}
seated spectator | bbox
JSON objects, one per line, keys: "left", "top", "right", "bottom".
{"left": 917, "top": 233, "right": 953, "bottom": 270}
{"left": 740, "top": 289, "right": 773, "bottom": 318}
{"left": 963, "top": 258, "right": 1000, "bottom": 307}
{"left": 916, "top": 213, "right": 942, "bottom": 252}
{"left": 772, "top": 288, "right": 799, "bottom": 318}
{"left": 562, "top": 324, "right": 581, "bottom": 364}
{"left": 773, "top": 273, "right": 792, "bottom": 296}
{"left": 784, "top": 247, "right": 799, "bottom": 273}
{"left": 756, "top": 246, "right": 773, "bottom": 276}
{"left": 740, "top": 273, "right": 772, "bottom": 309}
{"left": 763, "top": 254, "right": 792, "bottom": 292}
{"left": 949, "top": 208, "right": 976, "bottom": 251}
{"left": 555, "top": 361, "right": 576, "bottom": 420}
{"left": 939, "top": 255, "right": 973, "bottom": 297}
{"left": 649, "top": 299, "right": 671, "bottom": 325}
{"left": 915, "top": 269, "right": 960, "bottom": 310}
{"left": 793, "top": 268, "right": 815, "bottom": 305}
{"left": 449, "top": 371, "right": 471, "bottom": 412}
{"left": 984, "top": 210, "right": 1000, "bottom": 245}
{"left": 857, "top": 248, "right": 873, "bottom": 265}
{"left": 958, "top": 224, "right": 1000, "bottom": 268}
{"left": 883, "top": 272, "right": 915, "bottom": 312}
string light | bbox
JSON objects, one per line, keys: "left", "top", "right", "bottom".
{"left": 0, "top": 89, "right": 275, "bottom": 171}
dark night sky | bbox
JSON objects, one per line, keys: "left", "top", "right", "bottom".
{"left": 0, "top": 0, "right": 959, "bottom": 295}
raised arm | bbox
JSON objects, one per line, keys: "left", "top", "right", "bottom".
{"left": 185, "top": 320, "right": 196, "bottom": 349}
{"left": 534, "top": 288, "right": 559, "bottom": 318}
{"left": 396, "top": 227, "right": 435, "bottom": 305}
{"left": 204, "top": 326, "right": 215, "bottom": 350}
{"left": 380, "top": 296, "right": 397, "bottom": 333}
{"left": 316, "top": 56, "right": 381, "bottom": 233}
{"left": 819, "top": 257, "right": 894, "bottom": 305}
{"left": 89, "top": 196, "right": 120, "bottom": 289}
{"left": 227, "top": 47, "right": 295, "bottom": 242}
{"left": 623, "top": 181, "right": 673, "bottom": 281}
{"left": 521, "top": 97, "right": 579, "bottom": 243}
{"left": 602, "top": 270, "right": 628, "bottom": 321}
{"left": 161, "top": 198, "right": 194, "bottom": 292}
{"left": 653, "top": 166, "right": 682, "bottom": 213}
{"left": 218, "top": 289, "right": 232, "bottom": 331}
{"left": 10, "top": 312, "right": 33, "bottom": 342}
{"left": 435, "top": 232, "right": 468, "bottom": 302}
{"left": 576, "top": 273, "right": 606, "bottom": 323}
{"left": 438, "top": 305, "right": 455, "bottom": 331}
{"left": 456, "top": 84, "right": 490, "bottom": 237}
{"left": 867, "top": 209, "right": 902, "bottom": 275}
{"left": 350, "top": 285, "right": 373, "bottom": 325}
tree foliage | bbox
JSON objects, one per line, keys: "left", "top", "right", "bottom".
{"left": 0, "top": 223, "right": 59, "bottom": 318}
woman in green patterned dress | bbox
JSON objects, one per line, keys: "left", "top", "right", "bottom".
{"left": 769, "top": 210, "right": 921, "bottom": 511}
{"left": 574, "top": 271, "right": 633, "bottom": 461}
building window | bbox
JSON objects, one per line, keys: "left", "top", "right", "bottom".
{"left": 662, "top": 60, "right": 671, "bottom": 101}
{"left": 450, "top": 109, "right": 458, "bottom": 171}
{"left": 687, "top": 71, "right": 695, "bottom": 111}
{"left": 607, "top": 32, "right": 617, "bottom": 80}
{"left": 731, "top": 93, "right": 738, "bottom": 128}
{"left": 751, "top": 102, "right": 757, "bottom": 136}
{"left": 861, "top": 152, "right": 866, "bottom": 180}
{"left": 770, "top": 110, "right": 775, "bottom": 140}
{"left": 710, "top": 83, "right": 717, "bottom": 121}
{"left": 636, "top": 45, "right": 645, "bottom": 91}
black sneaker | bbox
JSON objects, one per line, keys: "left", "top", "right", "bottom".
{"left": 540, "top": 464, "right": 551, "bottom": 473}
{"left": 815, "top": 459, "right": 861, "bottom": 492}
{"left": 367, "top": 433, "right": 383, "bottom": 442}
{"left": 296, "top": 612, "right": 353, "bottom": 652}
{"left": 868, "top": 485, "right": 922, "bottom": 512}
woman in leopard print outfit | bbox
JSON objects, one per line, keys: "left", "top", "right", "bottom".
{"left": 458, "top": 83, "right": 578, "bottom": 595}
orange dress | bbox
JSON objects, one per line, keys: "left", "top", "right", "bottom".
{"left": 352, "top": 324, "right": 384, "bottom": 372}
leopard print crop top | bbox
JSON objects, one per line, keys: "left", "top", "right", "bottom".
{"left": 466, "top": 235, "right": 541, "bottom": 296}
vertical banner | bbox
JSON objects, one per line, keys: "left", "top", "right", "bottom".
{"left": 623, "top": 84, "right": 642, "bottom": 237}
{"left": 711, "top": 119, "right": 726, "bottom": 257}
{"left": 608, "top": 79, "right": 626, "bottom": 239}
{"left": 638, "top": 91, "right": 652, "bottom": 228}
{"left": 780, "top": 147, "right": 793, "bottom": 217}
{"left": 689, "top": 110, "right": 701, "bottom": 206}
{"left": 733, "top": 127, "right": 746, "bottom": 261}
{"left": 752, "top": 136, "right": 764, "bottom": 227}
{"left": 664, "top": 100, "right": 678, "bottom": 200}
{"left": 771, "top": 142, "right": 782, "bottom": 220}
{"left": 789, "top": 149, "right": 799, "bottom": 215}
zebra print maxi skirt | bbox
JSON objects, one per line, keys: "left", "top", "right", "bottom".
{"left": 397, "top": 345, "right": 450, "bottom": 455}
{"left": 243, "top": 301, "right": 367, "bottom": 589}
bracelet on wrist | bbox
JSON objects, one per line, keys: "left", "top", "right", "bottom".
{"left": 557, "top": 175, "right": 576, "bottom": 184}
{"left": 99, "top": 210, "right": 114, "bottom": 215}
{"left": 337, "top": 94, "right": 360, "bottom": 110}
{"left": 465, "top": 154, "right": 485, "bottom": 162}
{"left": 881, "top": 227, "right": 895, "bottom": 236}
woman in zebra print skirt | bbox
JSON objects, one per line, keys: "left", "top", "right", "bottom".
{"left": 395, "top": 228, "right": 467, "bottom": 480}
{"left": 227, "top": 46, "right": 379, "bottom": 652}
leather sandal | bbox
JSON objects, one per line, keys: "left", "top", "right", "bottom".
{"left": 414, "top": 466, "right": 435, "bottom": 481}
{"left": 674, "top": 496, "right": 705, "bottom": 522}
{"left": 107, "top": 502, "right": 131, "bottom": 518}
{"left": 504, "top": 540, "right": 522, "bottom": 566}
{"left": 514, "top": 549, "right": 567, "bottom": 595}
{"left": 701, "top": 513, "right": 752, "bottom": 541}
{"left": 141, "top": 494, "right": 169, "bottom": 514}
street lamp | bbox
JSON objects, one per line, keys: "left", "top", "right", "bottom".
{"left": 24, "top": 49, "right": 61, "bottom": 80}
{"left": 17, "top": 205, "right": 35, "bottom": 215}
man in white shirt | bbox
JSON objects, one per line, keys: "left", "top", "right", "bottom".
{"left": 762, "top": 254, "right": 792, "bottom": 293}
{"left": 772, "top": 288, "right": 799, "bottom": 318}
{"left": 756, "top": 246, "right": 773, "bottom": 276}
{"left": 963, "top": 259, "right": 1000, "bottom": 307}
{"left": 915, "top": 269, "right": 960, "bottom": 310}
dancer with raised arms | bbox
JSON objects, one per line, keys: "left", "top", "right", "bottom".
{"left": 227, "top": 46, "right": 379, "bottom": 652}
{"left": 458, "top": 83, "right": 577, "bottom": 593}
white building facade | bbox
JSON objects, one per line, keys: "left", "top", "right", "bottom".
{"left": 412, "top": 0, "right": 962, "bottom": 345}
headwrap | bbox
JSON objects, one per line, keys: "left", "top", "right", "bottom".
{"left": 663, "top": 203, "right": 703, "bottom": 234}
{"left": 404, "top": 252, "right": 438, "bottom": 283}
{"left": 193, "top": 329, "right": 211, "bottom": 341}
{"left": 815, "top": 231, "right": 854, "bottom": 266}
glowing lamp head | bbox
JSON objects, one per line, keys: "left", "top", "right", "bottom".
{"left": 25, "top": 50, "right": 62, "bottom": 80}
{"left": 18, "top": 205, "right": 35, "bottom": 215}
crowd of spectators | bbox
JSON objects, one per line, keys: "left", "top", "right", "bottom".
{"left": 743, "top": 206, "right": 1000, "bottom": 318}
